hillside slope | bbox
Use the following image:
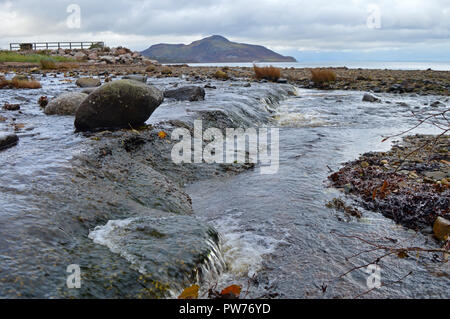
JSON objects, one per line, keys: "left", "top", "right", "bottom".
{"left": 141, "top": 35, "right": 296, "bottom": 63}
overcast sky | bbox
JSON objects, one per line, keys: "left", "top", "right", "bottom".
{"left": 1, "top": 0, "right": 449, "bottom": 61}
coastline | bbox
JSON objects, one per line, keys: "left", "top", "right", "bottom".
{"left": 1, "top": 62, "right": 449, "bottom": 96}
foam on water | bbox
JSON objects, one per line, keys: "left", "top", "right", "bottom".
{"left": 199, "top": 209, "right": 289, "bottom": 291}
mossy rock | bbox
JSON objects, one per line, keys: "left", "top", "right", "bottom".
{"left": 74, "top": 80, "right": 163, "bottom": 131}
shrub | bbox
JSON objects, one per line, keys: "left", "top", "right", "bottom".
{"left": 213, "top": 70, "right": 229, "bottom": 80}
{"left": 253, "top": 65, "right": 281, "bottom": 82}
{"left": 310, "top": 69, "right": 337, "bottom": 85}
{"left": 161, "top": 66, "right": 172, "bottom": 75}
{"left": 89, "top": 42, "right": 103, "bottom": 50}
{"left": 40, "top": 58, "right": 57, "bottom": 69}
{"left": 146, "top": 65, "right": 156, "bottom": 72}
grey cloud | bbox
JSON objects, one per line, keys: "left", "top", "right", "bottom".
{"left": 1, "top": 0, "right": 449, "bottom": 59}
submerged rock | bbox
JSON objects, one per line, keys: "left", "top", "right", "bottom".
{"left": 164, "top": 86, "right": 205, "bottom": 102}
{"left": 74, "top": 80, "right": 163, "bottom": 131}
{"left": 431, "top": 101, "right": 445, "bottom": 108}
{"left": 433, "top": 217, "right": 450, "bottom": 241}
{"left": 76, "top": 77, "right": 101, "bottom": 88}
{"left": 44, "top": 92, "right": 88, "bottom": 115}
{"left": 2, "top": 102, "right": 20, "bottom": 111}
{"left": 0, "top": 133, "right": 19, "bottom": 150}
{"left": 122, "top": 75, "right": 148, "bottom": 83}
{"left": 362, "top": 93, "right": 380, "bottom": 103}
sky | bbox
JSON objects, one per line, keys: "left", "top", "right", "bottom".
{"left": 1, "top": 0, "right": 449, "bottom": 62}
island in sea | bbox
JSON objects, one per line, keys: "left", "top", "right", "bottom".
{"left": 141, "top": 35, "right": 297, "bottom": 63}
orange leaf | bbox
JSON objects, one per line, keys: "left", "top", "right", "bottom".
{"left": 380, "top": 180, "right": 388, "bottom": 193}
{"left": 178, "top": 285, "right": 199, "bottom": 299}
{"left": 372, "top": 189, "right": 378, "bottom": 201}
{"left": 158, "top": 131, "right": 167, "bottom": 139}
{"left": 220, "top": 285, "right": 241, "bottom": 297}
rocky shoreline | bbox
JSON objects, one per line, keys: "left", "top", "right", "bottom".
{"left": 328, "top": 134, "right": 449, "bottom": 238}
{"left": 1, "top": 60, "right": 449, "bottom": 96}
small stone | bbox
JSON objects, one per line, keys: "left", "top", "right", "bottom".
{"left": 381, "top": 160, "right": 388, "bottom": 165}
{"left": 433, "top": 217, "right": 450, "bottom": 241}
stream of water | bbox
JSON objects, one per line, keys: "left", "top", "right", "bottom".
{"left": 0, "top": 73, "right": 448, "bottom": 298}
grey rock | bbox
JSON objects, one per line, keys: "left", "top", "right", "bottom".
{"left": 44, "top": 92, "right": 88, "bottom": 115}
{"left": 122, "top": 75, "right": 148, "bottom": 83}
{"left": 164, "top": 86, "right": 205, "bottom": 102}
{"left": 424, "top": 171, "right": 448, "bottom": 180}
{"left": 81, "top": 88, "right": 97, "bottom": 94}
{"left": 75, "top": 80, "right": 163, "bottom": 131}
{"left": 0, "top": 133, "right": 19, "bottom": 150}
{"left": 76, "top": 77, "right": 101, "bottom": 88}
{"left": 100, "top": 56, "right": 116, "bottom": 64}
{"left": 362, "top": 93, "right": 380, "bottom": 103}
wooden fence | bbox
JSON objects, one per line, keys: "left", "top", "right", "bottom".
{"left": 9, "top": 42, "right": 105, "bottom": 51}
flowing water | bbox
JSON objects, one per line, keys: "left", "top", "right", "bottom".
{"left": 0, "top": 73, "right": 448, "bottom": 298}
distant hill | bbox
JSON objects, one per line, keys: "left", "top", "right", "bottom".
{"left": 141, "top": 35, "right": 297, "bottom": 63}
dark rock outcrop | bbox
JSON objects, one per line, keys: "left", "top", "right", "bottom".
{"left": 164, "top": 86, "right": 205, "bottom": 101}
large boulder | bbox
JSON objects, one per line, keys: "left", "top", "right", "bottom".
{"left": 0, "top": 133, "right": 19, "bottom": 150}
{"left": 74, "top": 80, "right": 164, "bottom": 131}
{"left": 76, "top": 77, "right": 101, "bottom": 88}
{"left": 164, "top": 86, "right": 205, "bottom": 102}
{"left": 44, "top": 92, "right": 88, "bottom": 115}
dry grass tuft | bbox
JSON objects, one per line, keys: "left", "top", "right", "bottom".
{"left": 40, "top": 58, "right": 57, "bottom": 70}
{"left": 213, "top": 70, "right": 229, "bottom": 80}
{"left": 310, "top": 69, "right": 337, "bottom": 85}
{"left": 0, "top": 76, "right": 42, "bottom": 89}
{"left": 146, "top": 65, "right": 156, "bottom": 72}
{"left": 161, "top": 66, "right": 172, "bottom": 75}
{"left": 253, "top": 65, "right": 281, "bottom": 82}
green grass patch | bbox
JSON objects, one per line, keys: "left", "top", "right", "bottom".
{"left": 0, "top": 51, "right": 74, "bottom": 63}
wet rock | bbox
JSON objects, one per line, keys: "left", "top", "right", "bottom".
{"left": 122, "top": 75, "right": 147, "bottom": 83}
{"left": 2, "top": 102, "right": 20, "bottom": 111}
{"left": 204, "top": 83, "right": 217, "bottom": 89}
{"left": 389, "top": 83, "right": 405, "bottom": 93}
{"left": 81, "top": 88, "right": 96, "bottom": 94}
{"left": 38, "top": 96, "right": 48, "bottom": 108}
{"left": 76, "top": 77, "right": 101, "bottom": 88}
{"left": 164, "top": 86, "right": 205, "bottom": 102}
{"left": 433, "top": 217, "right": 450, "bottom": 241}
{"left": 431, "top": 101, "right": 445, "bottom": 108}
{"left": 74, "top": 79, "right": 163, "bottom": 131}
{"left": 44, "top": 92, "right": 88, "bottom": 115}
{"left": 362, "top": 93, "right": 380, "bottom": 103}
{"left": 0, "top": 133, "right": 19, "bottom": 150}
{"left": 277, "top": 78, "right": 288, "bottom": 84}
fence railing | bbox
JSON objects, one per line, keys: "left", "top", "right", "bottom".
{"left": 9, "top": 42, "right": 105, "bottom": 51}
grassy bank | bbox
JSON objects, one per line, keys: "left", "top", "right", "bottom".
{"left": 0, "top": 51, "right": 74, "bottom": 63}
